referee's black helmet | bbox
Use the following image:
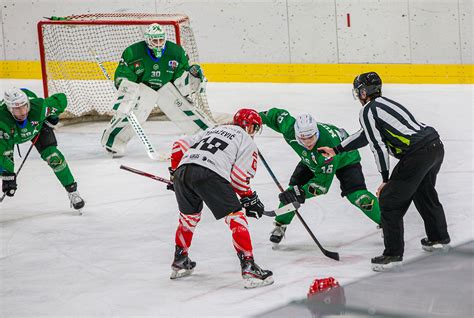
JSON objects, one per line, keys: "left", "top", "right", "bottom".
{"left": 353, "top": 72, "right": 382, "bottom": 99}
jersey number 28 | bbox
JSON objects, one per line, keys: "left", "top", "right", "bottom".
{"left": 191, "top": 136, "right": 229, "bottom": 154}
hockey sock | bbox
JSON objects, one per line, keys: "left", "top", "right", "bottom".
{"left": 225, "top": 211, "right": 253, "bottom": 257}
{"left": 40, "top": 145, "right": 75, "bottom": 187}
{"left": 175, "top": 212, "right": 201, "bottom": 253}
{"left": 346, "top": 189, "right": 381, "bottom": 225}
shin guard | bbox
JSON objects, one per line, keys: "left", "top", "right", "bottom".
{"left": 225, "top": 211, "right": 253, "bottom": 257}
{"left": 175, "top": 212, "right": 201, "bottom": 253}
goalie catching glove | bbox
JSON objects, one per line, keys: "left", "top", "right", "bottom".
{"left": 188, "top": 64, "right": 204, "bottom": 81}
{"left": 279, "top": 185, "right": 306, "bottom": 205}
{"left": 240, "top": 192, "right": 265, "bottom": 219}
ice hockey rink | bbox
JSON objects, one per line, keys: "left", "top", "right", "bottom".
{"left": 0, "top": 80, "right": 472, "bottom": 317}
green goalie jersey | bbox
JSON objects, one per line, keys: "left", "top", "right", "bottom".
{"left": 260, "top": 108, "right": 362, "bottom": 196}
{"left": 0, "top": 89, "right": 67, "bottom": 173}
{"left": 114, "top": 40, "right": 190, "bottom": 91}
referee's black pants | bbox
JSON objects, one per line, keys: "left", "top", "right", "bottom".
{"left": 379, "top": 138, "right": 450, "bottom": 256}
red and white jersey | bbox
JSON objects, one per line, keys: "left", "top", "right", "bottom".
{"left": 171, "top": 125, "right": 258, "bottom": 196}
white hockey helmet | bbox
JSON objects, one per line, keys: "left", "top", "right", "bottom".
{"left": 4, "top": 88, "right": 30, "bottom": 121}
{"left": 294, "top": 113, "right": 319, "bottom": 149}
{"left": 144, "top": 23, "right": 167, "bottom": 58}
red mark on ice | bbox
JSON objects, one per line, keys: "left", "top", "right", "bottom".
{"left": 347, "top": 13, "right": 351, "bottom": 27}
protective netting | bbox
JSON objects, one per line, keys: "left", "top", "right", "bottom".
{"left": 38, "top": 13, "right": 212, "bottom": 120}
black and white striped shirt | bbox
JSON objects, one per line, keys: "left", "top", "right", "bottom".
{"left": 335, "top": 96, "right": 438, "bottom": 182}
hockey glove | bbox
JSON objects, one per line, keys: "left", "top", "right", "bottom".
{"left": 279, "top": 185, "right": 306, "bottom": 205}
{"left": 45, "top": 115, "right": 59, "bottom": 128}
{"left": 188, "top": 64, "right": 204, "bottom": 81}
{"left": 166, "top": 167, "right": 175, "bottom": 192}
{"left": 2, "top": 172, "right": 17, "bottom": 197}
{"left": 240, "top": 192, "right": 264, "bottom": 219}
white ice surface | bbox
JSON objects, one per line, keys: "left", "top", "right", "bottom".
{"left": 0, "top": 80, "right": 472, "bottom": 317}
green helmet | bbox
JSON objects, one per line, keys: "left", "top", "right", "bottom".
{"left": 144, "top": 23, "right": 167, "bottom": 58}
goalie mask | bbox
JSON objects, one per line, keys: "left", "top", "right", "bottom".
{"left": 295, "top": 114, "right": 319, "bottom": 150}
{"left": 233, "top": 108, "right": 262, "bottom": 137}
{"left": 144, "top": 23, "right": 167, "bottom": 58}
{"left": 4, "top": 88, "right": 30, "bottom": 121}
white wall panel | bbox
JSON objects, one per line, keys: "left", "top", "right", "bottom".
{"left": 157, "top": 0, "right": 290, "bottom": 63}
{"left": 2, "top": 0, "right": 155, "bottom": 60}
{"left": 409, "top": 0, "right": 461, "bottom": 64}
{"left": 0, "top": 7, "right": 5, "bottom": 60}
{"left": 287, "top": 0, "right": 337, "bottom": 63}
{"left": 0, "top": 0, "right": 471, "bottom": 64}
{"left": 459, "top": 0, "right": 473, "bottom": 64}
{"left": 335, "top": 0, "right": 410, "bottom": 63}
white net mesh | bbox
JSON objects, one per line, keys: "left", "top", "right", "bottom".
{"left": 39, "top": 13, "right": 212, "bottom": 120}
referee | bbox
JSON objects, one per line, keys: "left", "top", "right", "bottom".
{"left": 318, "top": 72, "right": 450, "bottom": 271}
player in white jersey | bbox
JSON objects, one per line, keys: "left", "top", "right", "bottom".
{"left": 168, "top": 108, "right": 274, "bottom": 289}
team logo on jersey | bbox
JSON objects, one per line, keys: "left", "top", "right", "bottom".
{"left": 302, "top": 150, "right": 307, "bottom": 156}
{"left": 168, "top": 60, "right": 178, "bottom": 71}
{"left": 153, "top": 64, "right": 159, "bottom": 70}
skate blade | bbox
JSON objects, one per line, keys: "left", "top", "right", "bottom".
{"left": 243, "top": 276, "right": 274, "bottom": 289}
{"left": 271, "top": 242, "right": 280, "bottom": 250}
{"left": 371, "top": 261, "right": 402, "bottom": 272}
{"left": 170, "top": 268, "right": 194, "bottom": 279}
{"left": 422, "top": 244, "right": 450, "bottom": 252}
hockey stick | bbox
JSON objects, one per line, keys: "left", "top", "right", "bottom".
{"left": 119, "top": 164, "right": 289, "bottom": 217}
{"left": 120, "top": 165, "right": 172, "bottom": 185}
{"left": 89, "top": 48, "right": 168, "bottom": 162}
{"left": 257, "top": 150, "right": 340, "bottom": 261}
{"left": 1, "top": 134, "right": 40, "bottom": 203}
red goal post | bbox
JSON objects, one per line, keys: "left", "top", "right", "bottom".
{"left": 37, "top": 13, "right": 212, "bottom": 121}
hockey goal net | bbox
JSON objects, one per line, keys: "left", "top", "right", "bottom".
{"left": 38, "top": 13, "right": 213, "bottom": 121}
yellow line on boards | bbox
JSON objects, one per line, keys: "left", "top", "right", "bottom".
{"left": 0, "top": 61, "right": 472, "bottom": 84}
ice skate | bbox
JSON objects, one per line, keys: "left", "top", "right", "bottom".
{"left": 421, "top": 237, "right": 451, "bottom": 252}
{"left": 238, "top": 253, "right": 274, "bottom": 289}
{"left": 269, "top": 222, "right": 287, "bottom": 249}
{"left": 105, "top": 147, "right": 124, "bottom": 158}
{"left": 170, "top": 246, "right": 196, "bottom": 279}
{"left": 371, "top": 255, "right": 403, "bottom": 272}
{"left": 66, "top": 182, "right": 85, "bottom": 215}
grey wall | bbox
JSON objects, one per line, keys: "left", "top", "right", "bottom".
{"left": 1, "top": 0, "right": 472, "bottom": 64}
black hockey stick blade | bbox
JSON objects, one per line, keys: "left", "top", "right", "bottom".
{"left": 262, "top": 210, "right": 276, "bottom": 217}
{"left": 322, "top": 249, "right": 340, "bottom": 261}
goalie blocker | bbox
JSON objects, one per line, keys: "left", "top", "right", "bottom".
{"left": 101, "top": 72, "right": 214, "bottom": 157}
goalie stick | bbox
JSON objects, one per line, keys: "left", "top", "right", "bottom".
{"left": 89, "top": 48, "right": 168, "bottom": 162}
{"left": 118, "top": 164, "right": 291, "bottom": 217}
{"left": 257, "top": 150, "right": 340, "bottom": 261}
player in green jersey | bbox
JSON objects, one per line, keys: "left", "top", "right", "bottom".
{"left": 260, "top": 108, "right": 380, "bottom": 246}
{"left": 0, "top": 88, "right": 85, "bottom": 212}
{"left": 101, "top": 23, "right": 206, "bottom": 156}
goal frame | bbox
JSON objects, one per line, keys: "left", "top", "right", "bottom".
{"left": 37, "top": 13, "right": 189, "bottom": 100}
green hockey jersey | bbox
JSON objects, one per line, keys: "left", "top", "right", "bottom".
{"left": 114, "top": 40, "right": 190, "bottom": 91}
{"left": 260, "top": 108, "right": 362, "bottom": 196}
{"left": 0, "top": 89, "right": 67, "bottom": 173}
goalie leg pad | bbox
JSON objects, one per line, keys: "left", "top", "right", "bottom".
{"left": 101, "top": 82, "right": 157, "bottom": 155}
{"left": 101, "top": 115, "right": 135, "bottom": 155}
{"left": 156, "top": 82, "right": 215, "bottom": 135}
